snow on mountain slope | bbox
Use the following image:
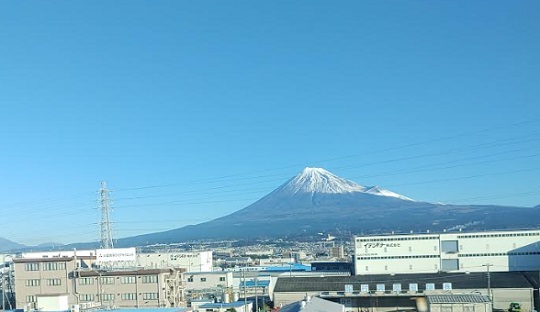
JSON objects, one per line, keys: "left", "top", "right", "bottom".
{"left": 279, "top": 167, "right": 367, "bottom": 194}
{"left": 275, "top": 167, "right": 414, "bottom": 201}
{"left": 364, "top": 186, "right": 415, "bottom": 201}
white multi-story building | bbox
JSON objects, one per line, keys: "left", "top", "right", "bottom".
{"left": 21, "top": 250, "right": 213, "bottom": 273}
{"left": 354, "top": 229, "right": 540, "bottom": 275}
{"left": 137, "top": 251, "right": 213, "bottom": 272}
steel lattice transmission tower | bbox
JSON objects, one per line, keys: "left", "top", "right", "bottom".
{"left": 99, "top": 181, "right": 114, "bottom": 249}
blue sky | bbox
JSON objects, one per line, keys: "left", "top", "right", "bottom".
{"left": 1, "top": 1, "right": 539, "bottom": 245}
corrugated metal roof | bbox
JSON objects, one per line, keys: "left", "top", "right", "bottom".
{"left": 274, "top": 271, "right": 536, "bottom": 293}
{"left": 427, "top": 294, "right": 490, "bottom": 304}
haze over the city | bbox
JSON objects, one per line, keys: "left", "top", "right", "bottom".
{"left": 1, "top": 1, "right": 539, "bottom": 246}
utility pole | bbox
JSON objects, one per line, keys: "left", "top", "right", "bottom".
{"left": 99, "top": 181, "right": 114, "bottom": 249}
{"left": 242, "top": 270, "right": 247, "bottom": 310}
{"left": 255, "top": 276, "right": 258, "bottom": 312}
{"left": 2, "top": 273, "right": 5, "bottom": 312}
{"left": 483, "top": 264, "right": 493, "bottom": 308}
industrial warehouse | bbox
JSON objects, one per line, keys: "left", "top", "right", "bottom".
{"left": 353, "top": 229, "right": 540, "bottom": 275}
{"left": 273, "top": 229, "right": 540, "bottom": 312}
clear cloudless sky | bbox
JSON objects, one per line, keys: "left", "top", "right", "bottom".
{"left": 1, "top": 1, "right": 539, "bottom": 245}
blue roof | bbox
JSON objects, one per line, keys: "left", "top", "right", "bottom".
{"left": 241, "top": 280, "right": 270, "bottom": 287}
{"left": 263, "top": 264, "right": 311, "bottom": 272}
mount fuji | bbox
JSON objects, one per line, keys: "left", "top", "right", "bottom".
{"left": 117, "top": 167, "right": 540, "bottom": 246}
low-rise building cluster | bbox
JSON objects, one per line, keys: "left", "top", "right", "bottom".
{"left": 1, "top": 228, "right": 540, "bottom": 312}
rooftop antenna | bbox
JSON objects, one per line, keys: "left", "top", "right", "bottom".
{"left": 99, "top": 181, "right": 114, "bottom": 249}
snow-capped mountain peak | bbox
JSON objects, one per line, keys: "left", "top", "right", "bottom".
{"left": 276, "top": 167, "right": 414, "bottom": 201}
{"left": 281, "top": 167, "right": 367, "bottom": 194}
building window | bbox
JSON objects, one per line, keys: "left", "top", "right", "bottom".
{"left": 219, "top": 277, "right": 226, "bottom": 282}
{"left": 101, "top": 294, "right": 115, "bottom": 301}
{"left": 409, "top": 246, "right": 412, "bottom": 252}
{"left": 442, "top": 259, "right": 459, "bottom": 271}
{"left": 441, "top": 240, "right": 459, "bottom": 253}
{"left": 365, "top": 266, "right": 369, "bottom": 271}
{"left": 121, "top": 276, "right": 136, "bottom": 284}
{"left": 25, "top": 263, "right": 40, "bottom": 271}
{"left": 26, "top": 296, "right": 37, "bottom": 303}
{"left": 46, "top": 279, "right": 62, "bottom": 286}
{"left": 142, "top": 275, "right": 158, "bottom": 283}
{"left": 25, "top": 279, "right": 40, "bottom": 286}
{"left": 100, "top": 277, "right": 115, "bottom": 285}
{"left": 409, "top": 265, "right": 413, "bottom": 270}
{"left": 43, "top": 262, "right": 65, "bottom": 270}
{"left": 200, "top": 277, "right": 207, "bottom": 282}
{"left": 143, "top": 293, "right": 158, "bottom": 300}
{"left": 121, "top": 293, "right": 137, "bottom": 300}
{"left": 79, "top": 277, "right": 94, "bottom": 285}
{"left": 44, "top": 262, "right": 58, "bottom": 271}
{"left": 80, "top": 294, "right": 94, "bottom": 302}
{"left": 385, "top": 265, "right": 388, "bottom": 271}
{"left": 187, "top": 277, "right": 193, "bottom": 282}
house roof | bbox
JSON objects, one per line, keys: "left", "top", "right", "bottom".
{"left": 274, "top": 271, "right": 537, "bottom": 293}
{"left": 427, "top": 294, "right": 491, "bottom": 304}
{"left": 199, "top": 301, "right": 249, "bottom": 308}
{"left": 279, "top": 296, "right": 344, "bottom": 312}
{"left": 78, "top": 268, "right": 179, "bottom": 277}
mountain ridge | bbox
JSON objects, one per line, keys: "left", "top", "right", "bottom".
{"left": 113, "top": 167, "right": 540, "bottom": 246}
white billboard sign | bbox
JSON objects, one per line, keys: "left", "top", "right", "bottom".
{"left": 97, "top": 248, "right": 136, "bottom": 264}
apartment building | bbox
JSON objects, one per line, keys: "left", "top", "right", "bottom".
{"left": 13, "top": 257, "right": 185, "bottom": 309}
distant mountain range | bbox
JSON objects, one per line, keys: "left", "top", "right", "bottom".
{"left": 2, "top": 167, "right": 539, "bottom": 251}
{"left": 0, "top": 237, "right": 25, "bottom": 251}
{"left": 0, "top": 237, "right": 67, "bottom": 253}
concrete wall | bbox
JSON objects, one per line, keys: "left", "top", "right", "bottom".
{"left": 185, "top": 271, "right": 233, "bottom": 290}
{"left": 429, "top": 302, "right": 490, "bottom": 312}
{"left": 492, "top": 288, "right": 534, "bottom": 312}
